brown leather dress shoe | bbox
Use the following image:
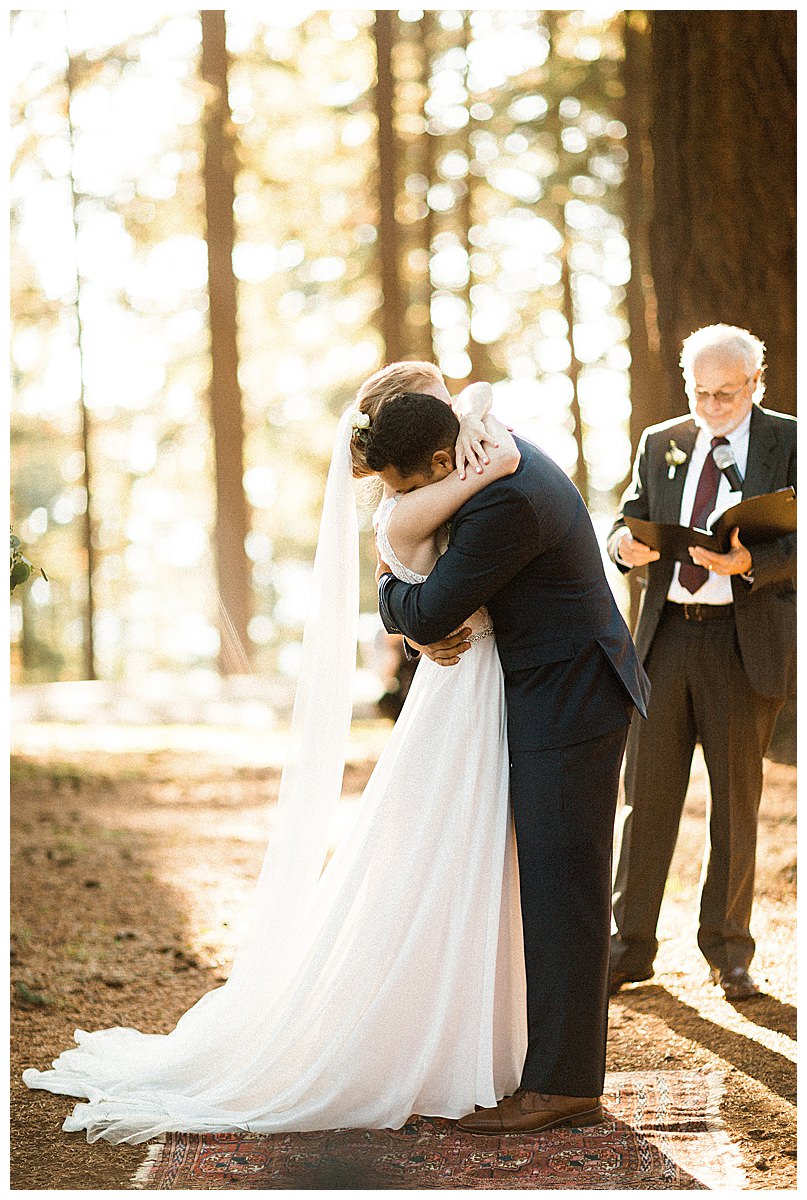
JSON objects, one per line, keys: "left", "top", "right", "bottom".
{"left": 710, "top": 967, "right": 762, "bottom": 1000}
{"left": 456, "top": 1090, "right": 604, "bottom": 1135}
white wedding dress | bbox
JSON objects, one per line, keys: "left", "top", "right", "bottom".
{"left": 23, "top": 433, "right": 527, "bottom": 1145}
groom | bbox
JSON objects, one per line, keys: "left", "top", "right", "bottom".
{"left": 375, "top": 392, "right": 650, "bottom": 1134}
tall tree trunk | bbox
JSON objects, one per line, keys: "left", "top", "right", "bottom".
{"left": 621, "top": 10, "right": 665, "bottom": 456}
{"left": 200, "top": 10, "right": 251, "bottom": 673}
{"left": 648, "top": 10, "right": 796, "bottom": 418}
{"left": 620, "top": 10, "right": 665, "bottom": 627}
{"left": 459, "top": 13, "right": 490, "bottom": 385}
{"left": 560, "top": 242, "right": 589, "bottom": 505}
{"left": 373, "top": 10, "right": 404, "bottom": 362}
{"left": 418, "top": 11, "right": 436, "bottom": 362}
{"left": 544, "top": 12, "right": 588, "bottom": 503}
{"left": 65, "top": 40, "right": 95, "bottom": 680}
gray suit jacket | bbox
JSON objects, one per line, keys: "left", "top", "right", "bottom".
{"left": 607, "top": 403, "right": 796, "bottom": 698}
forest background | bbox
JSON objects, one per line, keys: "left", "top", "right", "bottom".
{"left": 9, "top": 8, "right": 796, "bottom": 721}
{"left": 8, "top": 11, "right": 798, "bottom": 1188}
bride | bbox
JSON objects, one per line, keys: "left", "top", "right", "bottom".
{"left": 23, "top": 362, "right": 528, "bottom": 1145}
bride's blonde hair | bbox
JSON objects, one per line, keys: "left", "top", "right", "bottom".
{"left": 350, "top": 360, "right": 445, "bottom": 478}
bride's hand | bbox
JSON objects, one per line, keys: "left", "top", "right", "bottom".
{"left": 456, "top": 415, "right": 498, "bottom": 481}
{"left": 375, "top": 555, "right": 392, "bottom": 583}
{"left": 406, "top": 628, "right": 472, "bottom": 667}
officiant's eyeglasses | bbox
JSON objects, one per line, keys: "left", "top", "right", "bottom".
{"left": 692, "top": 378, "right": 751, "bottom": 405}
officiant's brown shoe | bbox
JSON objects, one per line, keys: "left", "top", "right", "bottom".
{"left": 456, "top": 1090, "right": 604, "bottom": 1135}
{"left": 710, "top": 966, "right": 761, "bottom": 1000}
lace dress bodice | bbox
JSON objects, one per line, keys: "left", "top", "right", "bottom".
{"left": 374, "top": 494, "right": 493, "bottom": 641}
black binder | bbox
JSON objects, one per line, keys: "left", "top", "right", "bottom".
{"left": 625, "top": 487, "right": 796, "bottom": 563}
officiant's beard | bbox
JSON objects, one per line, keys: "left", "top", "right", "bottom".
{"left": 689, "top": 397, "right": 755, "bottom": 439}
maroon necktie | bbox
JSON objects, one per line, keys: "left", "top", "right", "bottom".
{"left": 678, "top": 436, "right": 729, "bottom": 594}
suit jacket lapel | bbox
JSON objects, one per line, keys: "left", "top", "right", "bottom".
{"left": 658, "top": 420, "right": 698, "bottom": 523}
{"left": 742, "top": 405, "right": 778, "bottom": 499}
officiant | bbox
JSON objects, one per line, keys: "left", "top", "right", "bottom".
{"left": 607, "top": 323, "right": 796, "bottom": 1001}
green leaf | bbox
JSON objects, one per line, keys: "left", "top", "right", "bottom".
{"left": 10, "top": 560, "right": 31, "bottom": 590}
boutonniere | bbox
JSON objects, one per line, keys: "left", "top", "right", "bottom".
{"left": 664, "top": 439, "right": 688, "bottom": 480}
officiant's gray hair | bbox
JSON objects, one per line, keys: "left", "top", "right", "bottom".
{"left": 680, "top": 324, "right": 766, "bottom": 401}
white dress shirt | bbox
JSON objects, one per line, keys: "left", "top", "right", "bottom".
{"left": 666, "top": 411, "right": 751, "bottom": 603}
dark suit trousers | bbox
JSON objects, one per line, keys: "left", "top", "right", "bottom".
{"left": 611, "top": 605, "right": 784, "bottom": 976}
{"left": 510, "top": 724, "right": 628, "bottom": 1097}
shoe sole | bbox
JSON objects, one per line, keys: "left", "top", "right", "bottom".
{"left": 609, "top": 973, "right": 653, "bottom": 994}
{"left": 458, "top": 1104, "right": 605, "bottom": 1137}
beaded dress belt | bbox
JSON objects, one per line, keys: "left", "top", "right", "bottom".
{"left": 666, "top": 601, "right": 734, "bottom": 622}
{"left": 468, "top": 627, "right": 494, "bottom": 643}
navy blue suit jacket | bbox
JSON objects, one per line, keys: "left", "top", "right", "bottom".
{"left": 379, "top": 436, "right": 650, "bottom": 752}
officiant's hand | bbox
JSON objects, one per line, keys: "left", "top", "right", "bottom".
{"left": 688, "top": 527, "right": 752, "bottom": 575}
{"left": 617, "top": 532, "right": 660, "bottom": 567}
{"left": 406, "top": 628, "right": 473, "bottom": 667}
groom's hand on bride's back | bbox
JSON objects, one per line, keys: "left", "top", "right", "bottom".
{"left": 406, "top": 627, "right": 473, "bottom": 666}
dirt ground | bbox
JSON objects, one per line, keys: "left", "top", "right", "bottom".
{"left": 10, "top": 726, "right": 796, "bottom": 1191}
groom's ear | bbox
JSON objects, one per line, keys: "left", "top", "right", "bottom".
{"left": 431, "top": 448, "right": 455, "bottom": 474}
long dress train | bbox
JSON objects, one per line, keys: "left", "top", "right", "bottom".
{"left": 23, "top": 470, "right": 527, "bottom": 1145}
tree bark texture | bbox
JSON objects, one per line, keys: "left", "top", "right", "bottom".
{"left": 648, "top": 11, "right": 796, "bottom": 418}
{"left": 621, "top": 11, "right": 665, "bottom": 629}
{"left": 200, "top": 10, "right": 252, "bottom": 672}
{"left": 373, "top": 10, "right": 405, "bottom": 362}
{"left": 621, "top": 11, "right": 665, "bottom": 455}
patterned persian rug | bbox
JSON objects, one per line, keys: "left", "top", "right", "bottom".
{"left": 133, "top": 1071, "right": 746, "bottom": 1190}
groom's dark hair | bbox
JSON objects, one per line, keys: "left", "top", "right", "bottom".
{"left": 363, "top": 392, "right": 459, "bottom": 478}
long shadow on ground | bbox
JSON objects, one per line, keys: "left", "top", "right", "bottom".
{"left": 613, "top": 985, "right": 796, "bottom": 1105}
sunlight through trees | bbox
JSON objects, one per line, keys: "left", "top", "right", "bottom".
{"left": 10, "top": 9, "right": 795, "bottom": 685}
